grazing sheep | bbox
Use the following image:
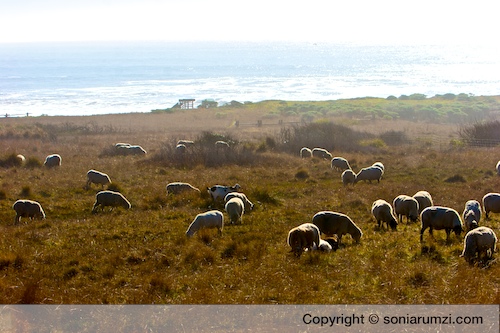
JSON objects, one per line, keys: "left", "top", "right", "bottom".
{"left": 496, "top": 161, "right": 500, "bottom": 176}
{"left": 372, "top": 162, "right": 384, "bottom": 173}
{"left": 16, "top": 154, "right": 26, "bottom": 166}
{"left": 331, "top": 157, "right": 351, "bottom": 171}
{"left": 287, "top": 223, "right": 320, "bottom": 257}
{"left": 225, "top": 197, "right": 245, "bottom": 224}
{"left": 207, "top": 184, "right": 241, "bottom": 201}
{"left": 341, "top": 169, "right": 356, "bottom": 186}
{"left": 460, "top": 226, "right": 497, "bottom": 264}
{"left": 12, "top": 199, "right": 45, "bottom": 225}
{"left": 92, "top": 190, "right": 131, "bottom": 213}
{"left": 224, "top": 192, "right": 254, "bottom": 211}
{"left": 371, "top": 199, "right": 398, "bottom": 230}
{"left": 86, "top": 169, "right": 111, "bottom": 189}
{"left": 175, "top": 144, "right": 187, "bottom": 154}
{"left": 44, "top": 154, "right": 61, "bottom": 168}
{"left": 354, "top": 166, "right": 383, "bottom": 183}
{"left": 420, "top": 206, "right": 463, "bottom": 242}
{"left": 312, "top": 211, "right": 362, "bottom": 246}
{"left": 166, "top": 182, "right": 201, "bottom": 195}
{"left": 186, "top": 210, "right": 224, "bottom": 237}
{"left": 115, "top": 143, "right": 131, "bottom": 148}
{"left": 462, "top": 200, "right": 481, "bottom": 231}
{"left": 482, "top": 192, "right": 500, "bottom": 219}
{"left": 127, "top": 145, "right": 147, "bottom": 155}
{"left": 393, "top": 195, "right": 419, "bottom": 223}
{"left": 312, "top": 239, "right": 333, "bottom": 252}
{"left": 312, "top": 147, "right": 333, "bottom": 159}
{"left": 177, "top": 140, "right": 194, "bottom": 146}
{"left": 300, "top": 147, "right": 312, "bottom": 158}
{"left": 413, "top": 191, "right": 434, "bottom": 214}
{"left": 215, "top": 141, "right": 230, "bottom": 149}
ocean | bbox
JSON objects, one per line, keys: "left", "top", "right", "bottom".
{"left": 1, "top": 41, "right": 499, "bottom": 117}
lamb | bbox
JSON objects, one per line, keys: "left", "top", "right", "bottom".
{"left": 166, "top": 182, "right": 201, "bottom": 195}
{"left": 12, "top": 199, "right": 46, "bottom": 225}
{"left": 354, "top": 165, "right": 383, "bottom": 183}
{"left": 225, "top": 197, "right": 245, "bottom": 224}
{"left": 86, "top": 169, "right": 112, "bottom": 189}
{"left": 482, "top": 192, "right": 500, "bottom": 219}
{"left": 300, "top": 147, "right": 312, "bottom": 158}
{"left": 92, "top": 190, "right": 131, "bottom": 213}
{"left": 462, "top": 200, "right": 481, "bottom": 231}
{"left": 175, "top": 144, "right": 187, "bottom": 154}
{"left": 207, "top": 184, "right": 241, "bottom": 201}
{"left": 460, "top": 226, "right": 497, "bottom": 264}
{"left": 341, "top": 169, "right": 356, "bottom": 186}
{"left": 287, "top": 223, "right": 320, "bottom": 257}
{"left": 224, "top": 192, "right": 254, "bottom": 211}
{"left": 186, "top": 210, "right": 224, "bottom": 237}
{"left": 393, "top": 195, "right": 419, "bottom": 223}
{"left": 420, "top": 206, "right": 463, "bottom": 242}
{"left": 311, "top": 147, "right": 333, "bottom": 159}
{"left": 312, "top": 239, "right": 333, "bottom": 252}
{"left": 312, "top": 211, "right": 362, "bottom": 246}
{"left": 413, "top": 190, "right": 434, "bottom": 214}
{"left": 16, "top": 154, "right": 26, "bottom": 166}
{"left": 331, "top": 157, "right": 351, "bottom": 171}
{"left": 371, "top": 199, "right": 398, "bottom": 230}
{"left": 44, "top": 154, "right": 61, "bottom": 168}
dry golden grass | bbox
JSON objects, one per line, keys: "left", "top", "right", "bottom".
{"left": 0, "top": 110, "right": 499, "bottom": 305}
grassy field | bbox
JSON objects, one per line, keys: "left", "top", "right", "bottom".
{"left": 0, "top": 105, "right": 499, "bottom": 304}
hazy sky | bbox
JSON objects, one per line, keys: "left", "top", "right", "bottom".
{"left": 0, "top": 0, "right": 497, "bottom": 44}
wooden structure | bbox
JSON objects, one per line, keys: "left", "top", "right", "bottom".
{"left": 179, "top": 99, "right": 195, "bottom": 109}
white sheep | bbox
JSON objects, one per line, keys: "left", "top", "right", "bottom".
{"left": 354, "top": 165, "right": 383, "bottom": 183}
{"left": 413, "top": 190, "right": 434, "bottom": 214}
{"left": 341, "top": 169, "right": 356, "bottom": 186}
{"left": 331, "top": 157, "right": 351, "bottom": 171}
{"left": 312, "top": 147, "right": 333, "bottom": 159}
{"left": 92, "top": 190, "right": 131, "bottom": 213}
{"left": 482, "top": 192, "right": 500, "bottom": 219}
{"left": 16, "top": 154, "right": 26, "bottom": 166}
{"left": 462, "top": 200, "right": 481, "bottom": 231}
{"left": 207, "top": 184, "right": 241, "bottom": 201}
{"left": 496, "top": 161, "right": 500, "bottom": 176}
{"left": 186, "top": 210, "right": 224, "bottom": 237}
{"left": 127, "top": 145, "right": 147, "bottom": 155}
{"left": 372, "top": 162, "right": 384, "bottom": 173}
{"left": 175, "top": 144, "right": 187, "bottom": 154}
{"left": 225, "top": 197, "right": 245, "bottom": 224}
{"left": 115, "top": 143, "right": 131, "bottom": 148}
{"left": 312, "top": 211, "right": 362, "bottom": 246}
{"left": 460, "top": 226, "right": 497, "bottom": 264}
{"left": 12, "top": 199, "right": 46, "bottom": 225}
{"left": 420, "top": 206, "right": 463, "bottom": 242}
{"left": 371, "top": 199, "right": 398, "bottom": 230}
{"left": 177, "top": 140, "right": 194, "bottom": 146}
{"left": 287, "top": 223, "right": 320, "bottom": 257}
{"left": 44, "top": 154, "right": 61, "bottom": 168}
{"left": 215, "top": 140, "right": 230, "bottom": 149}
{"left": 393, "top": 195, "right": 419, "bottom": 223}
{"left": 312, "top": 239, "right": 333, "bottom": 252}
{"left": 224, "top": 192, "right": 254, "bottom": 211}
{"left": 166, "top": 182, "right": 201, "bottom": 195}
{"left": 86, "top": 169, "right": 112, "bottom": 189}
{"left": 300, "top": 147, "right": 312, "bottom": 158}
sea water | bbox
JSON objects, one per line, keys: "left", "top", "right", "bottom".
{"left": 0, "top": 41, "right": 499, "bottom": 116}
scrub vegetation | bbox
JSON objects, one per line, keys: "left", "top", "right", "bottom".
{"left": 0, "top": 96, "right": 499, "bottom": 304}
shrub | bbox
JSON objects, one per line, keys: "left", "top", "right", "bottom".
{"left": 458, "top": 120, "right": 500, "bottom": 147}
